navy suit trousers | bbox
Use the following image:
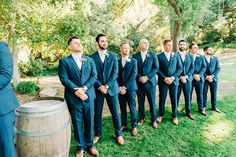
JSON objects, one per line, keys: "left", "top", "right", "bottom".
{"left": 118, "top": 90, "right": 137, "bottom": 129}
{"left": 191, "top": 80, "right": 204, "bottom": 111}
{"left": 177, "top": 81, "right": 192, "bottom": 114}
{"left": 203, "top": 81, "right": 218, "bottom": 109}
{"left": 94, "top": 93, "right": 122, "bottom": 137}
{"left": 0, "top": 110, "right": 16, "bottom": 157}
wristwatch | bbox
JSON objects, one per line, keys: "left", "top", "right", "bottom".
{"left": 83, "top": 86, "right": 88, "bottom": 91}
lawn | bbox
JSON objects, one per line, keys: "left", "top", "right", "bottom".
{"left": 69, "top": 96, "right": 236, "bottom": 157}
{"left": 69, "top": 56, "right": 236, "bottom": 157}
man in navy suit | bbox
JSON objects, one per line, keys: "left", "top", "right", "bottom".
{"left": 118, "top": 42, "right": 138, "bottom": 136}
{"left": 132, "top": 39, "right": 159, "bottom": 129}
{"left": 203, "top": 46, "right": 221, "bottom": 113}
{"left": 0, "top": 41, "right": 19, "bottom": 157}
{"left": 90, "top": 34, "right": 124, "bottom": 145}
{"left": 189, "top": 42, "right": 207, "bottom": 115}
{"left": 58, "top": 36, "right": 99, "bottom": 157}
{"left": 157, "top": 39, "right": 183, "bottom": 125}
{"left": 176, "top": 40, "right": 195, "bottom": 120}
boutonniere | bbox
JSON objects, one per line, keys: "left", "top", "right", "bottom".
{"left": 80, "top": 57, "right": 87, "bottom": 64}
{"left": 105, "top": 53, "right": 109, "bottom": 58}
{"left": 171, "top": 52, "right": 175, "bottom": 57}
{"left": 126, "top": 58, "right": 131, "bottom": 63}
{"left": 146, "top": 53, "right": 150, "bottom": 58}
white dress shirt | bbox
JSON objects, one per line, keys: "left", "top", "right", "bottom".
{"left": 141, "top": 51, "right": 147, "bottom": 62}
{"left": 121, "top": 56, "right": 129, "bottom": 67}
{"left": 164, "top": 51, "right": 171, "bottom": 61}
{"left": 98, "top": 50, "right": 107, "bottom": 63}
{"left": 205, "top": 55, "right": 211, "bottom": 63}
{"left": 192, "top": 54, "right": 197, "bottom": 62}
{"left": 72, "top": 53, "right": 82, "bottom": 70}
{"left": 179, "top": 51, "right": 186, "bottom": 62}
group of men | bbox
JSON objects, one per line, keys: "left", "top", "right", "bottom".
{"left": 58, "top": 34, "right": 221, "bottom": 157}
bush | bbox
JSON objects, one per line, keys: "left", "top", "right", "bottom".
{"left": 16, "top": 81, "right": 38, "bottom": 96}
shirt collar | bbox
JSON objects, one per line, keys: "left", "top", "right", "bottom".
{"left": 98, "top": 50, "right": 107, "bottom": 56}
{"left": 122, "top": 55, "right": 129, "bottom": 60}
{"left": 164, "top": 51, "right": 171, "bottom": 56}
{"left": 141, "top": 50, "right": 148, "bottom": 55}
{"left": 179, "top": 51, "right": 186, "bottom": 56}
{"left": 72, "top": 52, "right": 82, "bottom": 60}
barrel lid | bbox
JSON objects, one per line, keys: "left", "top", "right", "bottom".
{"left": 16, "top": 97, "right": 66, "bottom": 113}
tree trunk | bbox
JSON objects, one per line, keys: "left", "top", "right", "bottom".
{"left": 9, "top": 0, "right": 21, "bottom": 88}
{"left": 167, "top": 0, "right": 183, "bottom": 52}
{"left": 12, "top": 41, "right": 21, "bottom": 88}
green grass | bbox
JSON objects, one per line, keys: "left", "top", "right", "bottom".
{"left": 68, "top": 96, "right": 236, "bottom": 157}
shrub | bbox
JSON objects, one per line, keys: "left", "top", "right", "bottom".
{"left": 16, "top": 81, "right": 38, "bottom": 96}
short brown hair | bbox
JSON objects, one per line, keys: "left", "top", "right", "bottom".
{"left": 189, "top": 42, "right": 198, "bottom": 49}
{"left": 163, "top": 39, "right": 173, "bottom": 45}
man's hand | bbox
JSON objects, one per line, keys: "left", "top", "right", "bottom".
{"left": 119, "top": 86, "right": 127, "bottom": 95}
{"left": 193, "top": 74, "right": 200, "bottom": 81}
{"left": 206, "top": 75, "right": 213, "bottom": 82}
{"left": 180, "top": 76, "right": 187, "bottom": 84}
{"left": 98, "top": 85, "right": 108, "bottom": 94}
{"left": 74, "top": 88, "right": 85, "bottom": 98}
{"left": 80, "top": 93, "right": 88, "bottom": 101}
{"left": 164, "top": 77, "right": 174, "bottom": 85}
{"left": 139, "top": 76, "right": 148, "bottom": 84}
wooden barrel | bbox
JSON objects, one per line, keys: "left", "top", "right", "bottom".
{"left": 15, "top": 97, "right": 71, "bottom": 157}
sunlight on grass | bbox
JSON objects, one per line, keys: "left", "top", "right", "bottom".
{"left": 203, "top": 112, "right": 235, "bottom": 143}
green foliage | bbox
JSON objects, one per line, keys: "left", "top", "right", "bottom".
{"left": 16, "top": 81, "right": 38, "bottom": 96}
{"left": 19, "top": 59, "right": 58, "bottom": 77}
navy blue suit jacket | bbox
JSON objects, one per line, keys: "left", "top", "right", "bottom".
{"left": 204, "top": 55, "right": 220, "bottom": 81}
{"left": 0, "top": 41, "right": 19, "bottom": 115}
{"left": 132, "top": 51, "right": 159, "bottom": 87}
{"left": 90, "top": 51, "right": 119, "bottom": 96}
{"left": 177, "top": 52, "right": 194, "bottom": 82}
{"left": 118, "top": 57, "right": 138, "bottom": 91}
{"left": 58, "top": 55, "right": 97, "bottom": 104}
{"left": 157, "top": 52, "right": 183, "bottom": 86}
{"left": 192, "top": 54, "right": 207, "bottom": 82}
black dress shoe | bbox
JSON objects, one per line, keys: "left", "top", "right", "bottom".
{"left": 199, "top": 110, "right": 207, "bottom": 116}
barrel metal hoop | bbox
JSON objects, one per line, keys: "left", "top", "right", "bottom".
{"left": 15, "top": 121, "right": 70, "bottom": 137}
{"left": 15, "top": 105, "right": 67, "bottom": 117}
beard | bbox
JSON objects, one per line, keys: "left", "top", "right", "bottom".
{"left": 98, "top": 44, "right": 107, "bottom": 50}
{"left": 179, "top": 47, "right": 186, "bottom": 51}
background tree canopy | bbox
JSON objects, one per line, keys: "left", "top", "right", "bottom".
{"left": 0, "top": 0, "right": 235, "bottom": 80}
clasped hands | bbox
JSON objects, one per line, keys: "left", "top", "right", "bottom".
{"left": 164, "top": 77, "right": 174, "bottom": 85}
{"left": 193, "top": 74, "right": 200, "bottom": 81}
{"left": 179, "top": 76, "right": 188, "bottom": 84}
{"left": 205, "top": 75, "right": 214, "bottom": 82}
{"left": 98, "top": 84, "right": 109, "bottom": 94}
{"left": 139, "top": 76, "right": 148, "bottom": 84}
{"left": 119, "top": 86, "right": 126, "bottom": 95}
{"left": 74, "top": 88, "right": 88, "bottom": 101}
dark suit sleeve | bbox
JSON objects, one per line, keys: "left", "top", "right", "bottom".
{"left": 199, "top": 56, "right": 207, "bottom": 76}
{"left": 213, "top": 57, "right": 220, "bottom": 79}
{"left": 0, "top": 43, "right": 13, "bottom": 90}
{"left": 84, "top": 59, "right": 97, "bottom": 89}
{"left": 58, "top": 59, "right": 78, "bottom": 93}
{"left": 172, "top": 55, "right": 183, "bottom": 79}
{"left": 124, "top": 60, "right": 137, "bottom": 89}
{"left": 157, "top": 55, "right": 166, "bottom": 79}
{"left": 187, "top": 56, "right": 194, "bottom": 80}
{"left": 106, "top": 55, "right": 118, "bottom": 87}
{"left": 146, "top": 55, "right": 159, "bottom": 79}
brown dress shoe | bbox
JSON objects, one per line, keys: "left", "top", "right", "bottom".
{"left": 88, "top": 148, "right": 99, "bottom": 156}
{"left": 131, "top": 128, "right": 138, "bottom": 136}
{"left": 157, "top": 116, "right": 163, "bottom": 123}
{"left": 199, "top": 110, "right": 207, "bottom": 116}
{"left": 138, "top": 119, "right": 145, "bottom": 126}
{"left": 151, "top": 122, "right": 158, "bottom": 129}
{"left": 121, "top": 125, "right": 128, "bottom": 131}
{"left": 94, "top": 136, "right": 100, "bottom": 144}
{"left": 187, "top": 114, "right": 195, "bottom": 120}
{"left": 172, "top": 118, "right": 179, "bottom": 125}
{"left": 76, "top": 150, "right": 84, "bottom": 157}
{"left": 117, "top": 136, "right": 124, "bottom": 145}
{"left": 212, "top": 108, "right": 221, "bottom": 113}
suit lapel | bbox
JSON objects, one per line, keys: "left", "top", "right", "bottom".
{"left": 69, "top": 55, "right": 81, "bottom": 75}
{"left": 137, "top": 52, "right": 143, "bottom": 67}
{"left": 80, "top": 55, "right": 87, "bottom": 80}
{"left": 94, "top": 51, "right": 104, "bottom": 70}
{"left": 143, "top": 51, "right": 149, "bottom": 68}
